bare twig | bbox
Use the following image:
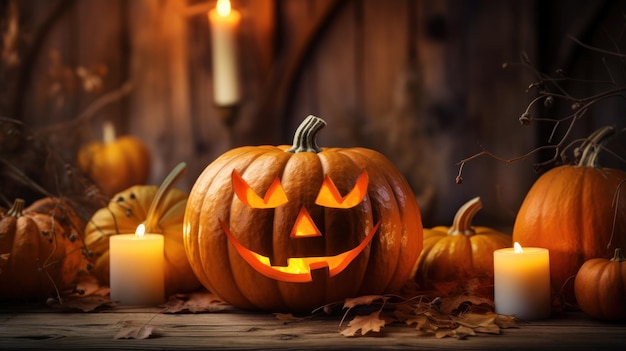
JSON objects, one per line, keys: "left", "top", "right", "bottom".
{"left": 456, "top": 35, "right": 626, "bottom": 182}
{"left": 39, "top": 81, "right": 133, "bottom": 134}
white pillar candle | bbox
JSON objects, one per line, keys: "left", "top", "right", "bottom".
{"left": 208, "top": 0, "right": 241, "bottom": 106}
{"left": 493, "top": 242, "right": 551, "bottom": 320}
{"left": 109, "top": 224, "right": 164, "bottom": 306}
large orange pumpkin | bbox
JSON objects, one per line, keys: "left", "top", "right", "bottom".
{"left": 512, "top": 126, "right": 626, "bottom": 300}
{"left": 184, "top": 115, "right": 423, "bottom": 312}
{"left": 412, "top": 197, "right": 511, "bottom": 288}
{"left": 0, "top": 198, "right": 90, "bottom": 299}
{"left": 77, "top": 121, "right": 151, "bottom": 196}
{"left": 84, "top": 163, "right": 200, "bottom": 296}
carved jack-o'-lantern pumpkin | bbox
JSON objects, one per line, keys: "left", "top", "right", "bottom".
{"left": 184, "top": 115, "right": 423, "bottom": 312}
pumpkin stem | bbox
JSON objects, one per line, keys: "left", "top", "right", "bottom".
{"left": 103, "top": 120, "right": 117, "bottom": 144}
{"left": 143, "top": 162, "right": 187, "bottom": 232}
{"left": 6, "top": 198, "right": 25, "bottom": 218}
{"left": 610, "top": 248, "right": 625, "bottom": 262}
{"left": 577, "top": 126, "right": 615, "bottom": 167}
{"left": 287, "top": 115, "right": 327, "bottom": 153}
{"left": 448, "top": 197, "right": 482, "bottom": 236}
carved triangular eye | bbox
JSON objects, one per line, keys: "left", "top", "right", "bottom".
{"left": 232, "top": 170, "right": 288, "bottom": 208}
{"left": 315, "top": 170, "right": 368, "bottom": 209}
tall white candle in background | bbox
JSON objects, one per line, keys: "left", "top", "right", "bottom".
{"left": 209, "top": 0, "right": 241, "bottom": 106}
{"left": 110, "top": 224, "right": 164, "bottom": 306}
{"left": 494, "top": 242, "right": 551, "bottom": 320}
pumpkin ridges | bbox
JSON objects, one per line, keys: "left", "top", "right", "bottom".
{"left": 514, "top": 165, "right": 626, "bottom": 299}
{"left": 230, "top": 149, "right": 294, "bottom": 310}
{"left": 574, "top": 249, "right": 626, "bottom": 321}
{"left": 513, "top": 125, "right": 626, "bottom": 302}
{"left": 339, "top": 147, "right": 421, "bottom": 294}
{"left": 317, "top": 150, "right": 372, "bottom": 302}
{"left": 191, "top": 149, "right": 264, "bottom": 309}
{"left": 290, "top": 151, "right": 352, "bottom": 311}
{"left": 184, "top": 116, "right": 423, "bottom": 312}
{"left": 191, "top": 146, "right": 293, "bottom": 310}
{"left": 78, "top": 121, "right": 151, "bottom": 197}
{"left": 413, "top": 197, "right": 510, "bottom": 288}
{"left": 470, "top": 231, "right": 511, "bottom": 273}
{"left": 1, "top": 198, "right": 88, "bottom": 299}
{"left": 5, "top": 217, "right": 42, "bottom": 294}
{"left": 85, "top": 182, "right": 199, "bottom": 296}
{"left": 330, "top": 149, "right": 391, "bottom": 294}
{"left": 368, "top": 147, "right": 422, "bottom": 292}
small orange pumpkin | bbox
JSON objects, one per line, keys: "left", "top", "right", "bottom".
{"left": 574, "top": 248, "right": 626, "bottom": 321}
{"left": 513, "top": 126, "right": 626, "bottom": 300}
{"left": 412, "top": 197, "right": 511, "bottom": 288}
{"left": 84, "top": 163, "right": 200, "bottom": 296}
{"left": 77, "top": 121, "right": 151, "bottom": 196}
{"left": 0, "top": 198, "right": 89, "bottom": 299}
{"left": 184, "top": 115, "right": 423, "bottom": 312}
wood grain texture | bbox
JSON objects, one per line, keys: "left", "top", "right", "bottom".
{"left": 3, "top": 0, "right": 626, "bottom": 229}
{"left": 0, "top": 308, "right": 624, "bottom": 350}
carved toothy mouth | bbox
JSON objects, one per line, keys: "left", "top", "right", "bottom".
{"left": 219, "top": 220, "right": 380, "bottom": 283}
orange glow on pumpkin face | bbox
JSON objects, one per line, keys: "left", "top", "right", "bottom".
{"left": 222, "top": 170, "right": 378, "bottom": 282}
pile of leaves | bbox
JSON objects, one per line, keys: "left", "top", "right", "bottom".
{"left": 332, "top": 294, "right": 516, "bottom": 338}
{"left": 44, "top": 274, "right": 516, "bottom": 340}
{"left": 273, "top": 277, "right": 516, "bottom": 339}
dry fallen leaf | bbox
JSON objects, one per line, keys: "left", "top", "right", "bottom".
{"left": 114, "top": 324, "right": 154, "bottom": 339}
{"left": 455, "top": 313, "right": 501, "bottom": 334}
{"left": 338, "top": 291, "right": 517, "bottom": 339}
{"left": 340, "top": 310, "right": 386, "bottom": 337}
{"left": 47, "top": 295, "right": 113, "bottom": 312}
{"left": 343, "top": 295, "right": 389, "bottom": 309}
{"left": 494, "top": 314, "right": 518, "bottom": 329}
{"left": 435, "top": 325, "right": 476, "bottom": 339}
{"left": 73, "top": 274, "right": 110, "bottom": 297}
{"left": 47, "top": 274, "right": 112, "bottom": 312}
{"left": 161, "top": 290, "right": 232, "bottom": 313}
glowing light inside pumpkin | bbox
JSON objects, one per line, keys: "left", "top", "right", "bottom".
{"left": 232, "top": 171, "right": 288, "bottom": 208}
{"left": 220, "top": 220, "right": 380, "bottom": 282}
{"left": 315, "top": 170, "right": 369, "bottom": 208}
{"left": 135, "top": 223, "right": 146, "bottom": 238}
{"left": 291, "top": 207, "right": 322, "bottom": 238}
{"left": 216, "top": 0, "right": 231, "bottom": 17}
{"left": 224, "top": 169, "right": 376, "bottom": 282}
{"left": 514, "top": 241, "right": 523, "bottom": 253}
{"left": 232, "top": 169, "right": 369, "bottom": 210}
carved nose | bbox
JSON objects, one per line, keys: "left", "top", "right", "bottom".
{"left": 290, "top": 207, "right": 322, "bottom": 238}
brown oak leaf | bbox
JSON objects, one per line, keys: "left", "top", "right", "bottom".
{"left": 161, "top": 290, "right": 232, "bottom": 313}
{"left": 435, "top": 325, "right": 476, "bottom": 339}
{"left": 455, "top": 313, "right": 501, "bottom": 334}
{"left": 494, "top": 314, "right": 518, "bottom": 329}
{"left": 340, "top": 310, "right": 386, "bottom": 337}
{"left": 47, "top": 295, "right": 113, "bottom": 312}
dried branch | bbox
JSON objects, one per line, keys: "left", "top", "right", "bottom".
{"left": 39, "top": 81, "right": 133, "bottom": 134}
{"left": 456, "top": 34, "right": 626, "bottom": 183}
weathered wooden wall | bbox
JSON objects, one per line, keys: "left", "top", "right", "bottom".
{"left": 2, "top": 0, "right": 625, "bottom": 228}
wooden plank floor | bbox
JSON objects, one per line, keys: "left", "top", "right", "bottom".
{"left": 1, "top": 305, "right": 625, "bottom": 350}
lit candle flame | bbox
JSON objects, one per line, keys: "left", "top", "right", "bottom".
{"left": 135, "top": 223, "right": 146, "bottom": 238}
{"left": 217, "top": 0, "right": 231, "bottom": 17}
{"left": 514, "top": 242, "right": 523, "bottom": 253}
